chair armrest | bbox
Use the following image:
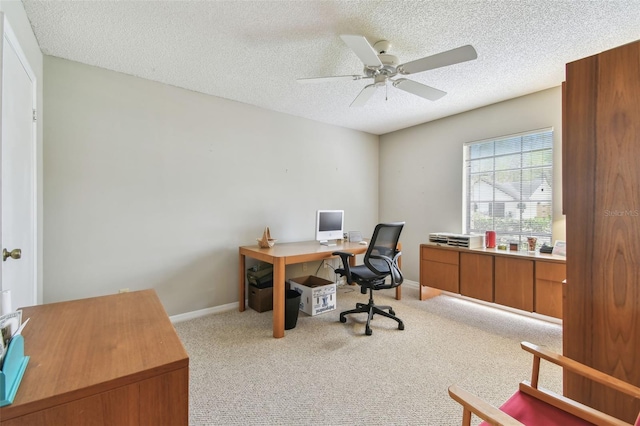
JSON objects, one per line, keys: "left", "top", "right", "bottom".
{"left": 450, "top": 343, "right": 640, "bottom": 426}
{"left": 448, "top": 385, "right": 524, "bottom": 426}
{"left": 332, "top": 251, "right": 355, "bottom": 284}
{"left": 517, "top": 382, "right": 633, "bottom": 426}
{"left": 369, "top": 251, "right": 403, "bottom": 285}
{"left": 517, "top": 341, "right": 640, "bottom": 425}
{"left": 520, "top": 342, "right": 640, "bottom": 399}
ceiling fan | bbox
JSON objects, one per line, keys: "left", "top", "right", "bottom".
{"left": 297, "top": 35, "right": 477, "bottom": 107}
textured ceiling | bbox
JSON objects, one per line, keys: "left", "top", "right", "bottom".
{"left": 22, "top": 0, "right": 640, "bottom": 135}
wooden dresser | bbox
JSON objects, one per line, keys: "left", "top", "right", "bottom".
{"left": 0, "top": 290, "right": 189, "bottom": 425}
{"left": 420, "top": 244, "right": 566, "bottom": 319}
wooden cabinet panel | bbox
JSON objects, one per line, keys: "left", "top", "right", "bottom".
{"left": 536, "top": 261, "right": 566, "bottom": 282}
{"left": 535, "top": 262, "right": 565, "bottom": 319}
{"left": 2, "top": 382, "right": 139, "bottom": 426}
{"left": 0, "top": 290, "right": 189, "bottom": 425}
{"left": 494, "top": 257, "right": 534, "bottom": 312}
{"left": 460, "top": 253, "right": 493, "bottom": 302}
{"left": 421, "top": 246, "right": 458, "bottom": 263}
{"left": 420, "top": 245, "right": 459, "bottom": 294}
{"left": 563, "top": 40, "right": 640, "bottom": 422}
{"left": 420, "top": 260, "right": 459, "bottom": 293}
{"left": 139, "top": 367, "right": 189, "bottom": 424}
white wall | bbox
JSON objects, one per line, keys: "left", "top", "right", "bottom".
{"left": 379, "top": 87, "right": 564, "bottom": 282}
{"left": 0, "top": 0, "right": 44, "bottom": 303}
{"left": 43, "top": 56, "right": 379, "bottom": 315}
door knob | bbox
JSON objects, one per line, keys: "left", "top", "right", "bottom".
{"left": 2, "top": 248, "right": 21, "bottom": 261}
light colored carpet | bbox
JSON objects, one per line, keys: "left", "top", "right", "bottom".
{"left": 174, "top": 284, "right": 562, "bottom": 425}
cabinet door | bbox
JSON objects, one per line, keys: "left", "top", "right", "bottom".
{"left": 420, "top": 247, "right": 459, "bottom": 293}
{"left": 535, "top": 261, "right": 565, "bottom": 319}
{"left": 460, "top": 253, "right": 493, "bottom": 302}
{"left": 494, "top": 257, "right": 534, "bottom": 311}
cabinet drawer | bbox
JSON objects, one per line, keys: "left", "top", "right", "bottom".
{"left": 420, "top": 260, "right": 459, "bottom": 293}
{"left": 536, "top": 261, "right": 566, "bottom": 282}
{"left": 421, "top": 246, "right": 459, "bottom": 264}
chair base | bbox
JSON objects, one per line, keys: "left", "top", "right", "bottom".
{"left": 340, "top": 301, "right": 404, "bottom": 336}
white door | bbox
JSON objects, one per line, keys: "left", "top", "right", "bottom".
{"left": 0, "top": 15, "right": 37, "bottom": 311}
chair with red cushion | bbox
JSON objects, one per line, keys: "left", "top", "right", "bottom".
{"left": 448, "top": 342, "right": 640, "bottom": 426}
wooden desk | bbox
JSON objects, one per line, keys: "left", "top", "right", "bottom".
{"left": 239, "top": 240, "right": 402, "bottom": 338}
{"left": 0, "top": 290, "right": 189, "bottom": 425}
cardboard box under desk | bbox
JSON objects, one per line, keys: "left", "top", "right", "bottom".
{"left": 289, "top": 275, "right": 336, "bottom": 316}
{"left": 248, "top": 284, "right": 273, "bottom": 313}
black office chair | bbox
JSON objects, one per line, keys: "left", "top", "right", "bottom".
{"left": 333, "top": 222, "right": 405, "bottom": 336}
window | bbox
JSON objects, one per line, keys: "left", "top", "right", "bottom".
{"left": 464, "top": 129, "right": 553, "bottom": 249}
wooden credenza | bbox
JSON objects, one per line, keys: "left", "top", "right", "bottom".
{"left": 420, "top": 244, "right": 566, "bottom": 319}
{"left": 0, "top": 290, "right": 189, "bottom": 425}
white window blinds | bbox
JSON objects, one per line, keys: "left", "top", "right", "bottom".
{"left": 464, "top": 128, "right": 554, "bottom": 249}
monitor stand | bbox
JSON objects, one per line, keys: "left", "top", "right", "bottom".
{"left": 319, "top": 240, "right": 337, "bottom": 246}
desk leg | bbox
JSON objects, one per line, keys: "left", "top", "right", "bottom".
{"left": 273, "top": 257, "right": 285, "bottom": 338}
{"left": 238, "top": 251, "right": 246, "bottom": 312}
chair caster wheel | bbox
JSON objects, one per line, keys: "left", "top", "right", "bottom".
{"left": 389, "top": 309, "right": 395, "bottom": 315}
{"left": 398, "top": 322, "right": 405, "bottom": 330}
{"left": 366, "top": 327, "right": 372, "bottom": 336}
{"left": 339, "top": 316, "right": 347, "bottom": 323}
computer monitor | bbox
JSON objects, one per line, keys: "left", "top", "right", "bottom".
{"left": 316, "top": 210, "right": 344, "bottom": 246}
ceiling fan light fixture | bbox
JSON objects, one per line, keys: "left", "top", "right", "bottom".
{"left": 374, "top": 74, "right": 387, "bottom": 85}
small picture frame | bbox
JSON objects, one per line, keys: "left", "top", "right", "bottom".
{"left": 348, "top": 231, "right": 363, "bottom": 243}
{"left": 553, "top": 240, "right": 566, "bottom": 257}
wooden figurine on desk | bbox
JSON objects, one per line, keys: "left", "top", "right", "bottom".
{"left": 257, "top": 227, "right": 277, "bottom": 248}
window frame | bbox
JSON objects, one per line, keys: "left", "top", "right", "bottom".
{"left": 463, "top": 128, "right": 554, "bottom": 250}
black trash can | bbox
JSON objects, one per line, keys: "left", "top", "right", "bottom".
{"left": 285, "top": 289, "right": 301, "bottom": 330}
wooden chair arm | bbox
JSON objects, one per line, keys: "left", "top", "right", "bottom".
{"left": 520, "top": 342, "right": 640, "bottom": 399}
{"left": 449, "top": 342, "right": 640, "bottom": 425}
{"left": 518, "top": 382, "right": 632, "bottom": 426}
{"left": 448, "top": 385, "right": 524, "bottom": 426}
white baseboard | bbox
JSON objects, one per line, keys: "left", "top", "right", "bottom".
{"left": 169, "top": 279, "right": 560, "bottom": 326}
{"left": 170, "top": 301, "right": 239, "bottom": 324}
{"left": 168, "top": 282, "right": 422, "bottom": 324}
{"left": 402, "top": 279, "right": 420, "bottom": 289}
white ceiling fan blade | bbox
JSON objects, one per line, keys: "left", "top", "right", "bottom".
{"left": 393, "top": 79, "right": 447, "bottom": 101}
{"left": 297, "top": 75, "right": 366, "bottom": 83}
{"left": 350, "top": 84, "right": 378, "bottom": 107}
{"left": 398, "top": 45, "right": 477, "bottom": 75}
{"left": 340, "top": 35, "right": 383, "bottom": 68}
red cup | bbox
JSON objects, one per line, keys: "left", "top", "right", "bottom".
{"left": 485, "top": 231, "right": 496, "bottom": 248}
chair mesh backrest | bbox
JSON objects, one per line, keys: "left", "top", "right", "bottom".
{"left": 365, "top": 222, "right": 404, "bottom": 281}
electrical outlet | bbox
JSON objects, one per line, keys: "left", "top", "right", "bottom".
{"left": 324, "top": 260, "right": 329, "bottom": 269}
{"left": 302, "top": 263, "right": 307, "bottom": 272}
{"left": 119, "top": 288, "right": 129, "bottom": 293}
